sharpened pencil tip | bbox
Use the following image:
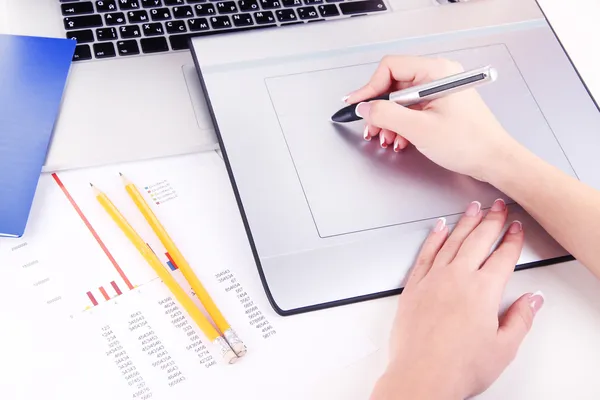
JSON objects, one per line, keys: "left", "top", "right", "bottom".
{"left": 118, "top": 172, "right": 123, "bottom": 176}
{"left": 89, "top": 182, "right": 94, "bottom": 187}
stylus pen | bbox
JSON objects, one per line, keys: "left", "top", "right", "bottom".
{"left": 330, "top": 65, "right": 498, "bottom": 123}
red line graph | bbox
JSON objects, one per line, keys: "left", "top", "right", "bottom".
{"left": 52, "top": 173, "right": 135, "bottom": 290}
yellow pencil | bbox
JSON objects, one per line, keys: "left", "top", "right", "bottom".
{"left": 91, "top": 183, "right": 238, "bottom": 364}
{"left": 119, "top": 173, "right": 247, "bottom": 357}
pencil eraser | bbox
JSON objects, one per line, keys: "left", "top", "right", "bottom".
{"left": 224, "top": 328, "right": 247, "bottom": 357}
{"left": 223, "top": 349, "right": 239, "bottom": 364}
{"left": 214, "top": 336, "right": 239, "bottom": 365}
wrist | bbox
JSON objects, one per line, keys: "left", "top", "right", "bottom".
{"left": 371, "top": 361, "right": 463, "bottom": 400}
{"left": 479, "top": 136, "right": 535, "bottom": 190}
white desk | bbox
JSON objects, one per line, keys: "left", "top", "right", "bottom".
{"left": 301, "top": 1, "right": 600, "bottom": 399}
{"left": 1, "top": 1, "right": 599, "bottom": 399}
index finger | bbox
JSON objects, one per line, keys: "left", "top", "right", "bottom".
{"left": 345, "top": 56, "right": 463, "bottom": 104}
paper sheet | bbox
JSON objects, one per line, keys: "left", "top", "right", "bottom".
{"left": 0, "top": 151, "right": 377, "bottom": 399}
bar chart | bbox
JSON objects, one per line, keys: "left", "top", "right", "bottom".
{"left": 3, "top": 170, "right": 187, "bottom": 316}
{"left": 0, "top": 152, "right": 375, "bottom": 400}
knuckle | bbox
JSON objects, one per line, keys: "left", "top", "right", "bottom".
{"left": 517, "top": 306, "right": 533, "bottom": 331}
{"left": 436, "top": 237, "right": 463, "bottom": 260}
{"left": 444, "top": 58, "right": 464, "bottom": 74}
{"left": 414, "top": 255, "right": 432, "bottom": 271}
{"left": 369, "top": 101, "right": 387, "bottom": 122}
{"left": 380, "top": 55, "right": 396, "bottom": 66}
{"left": 433, "top": 58, "right": 464, "bottom": 75}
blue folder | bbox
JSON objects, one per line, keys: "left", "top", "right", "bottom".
{"left": 0, "top": 34, "right": 75, "bottom": 237}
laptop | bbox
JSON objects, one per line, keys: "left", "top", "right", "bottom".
{"left": 190, "top": 0, "right": 600, "bottom": 314}
{"left": 4, "top": 0, "right": 436, "bottom": 172}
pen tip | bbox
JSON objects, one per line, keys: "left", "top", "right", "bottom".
{"left": 330, "top": 103, "right": 358, "bottom": 123}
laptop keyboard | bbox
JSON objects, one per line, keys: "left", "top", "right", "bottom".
{"left": 59, "top": 0, "right": 388, "bottom": 62}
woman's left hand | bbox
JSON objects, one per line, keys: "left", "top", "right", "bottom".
{"left": 370, "top": 199, "right": 544, "bottom": 400}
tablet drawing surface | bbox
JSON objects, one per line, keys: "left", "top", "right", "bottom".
{"left": 265, "top": 44, "right": 576, "bottom": 238}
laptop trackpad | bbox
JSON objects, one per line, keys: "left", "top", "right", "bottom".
{"left": 264, "top": 44, "right": 577, "bottom": 238}
{"left": 182, "top": 64, "right": 214, "bottom": 131}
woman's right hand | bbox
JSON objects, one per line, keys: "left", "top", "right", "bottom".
{"left": 345, "top": 56, "right": 524, "bottom": 183}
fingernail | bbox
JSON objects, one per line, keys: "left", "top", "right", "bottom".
{"left": 528, "top": 290, "right": 545, "bottom": 315}
{"left": 393, "top": 136, "right": 401, "bottom": 153}
{"left": 491, "top": 198, "right": 506, "bottom": 212}
{"left": 508, "top": 220, "right": 523, "bottom": 234}
{"left": 363, "top": 125, "right": 371, "bottom": 141}
{"left": 465, "top": 201, "right": 481, "bottom": 217}
{"left": 356, "top": 102, "right": 371, "bottom": 119}
{"left": 433, "top": 217, "right": 446, "bottom": 233}
{"left": 341, "top": 95, "right": 350, "bottom": 103}
{"left": 380, "top": 134, "right": 388, "bottom": 148}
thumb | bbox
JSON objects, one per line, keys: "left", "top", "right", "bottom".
{"left": 497, "top": 291, "right": 545, "bottom": 361}
{"left": 356, "top": 100, "right": 431, "bottom": 145}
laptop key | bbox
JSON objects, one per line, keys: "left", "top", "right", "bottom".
{"left": 297, "top": 6, "right": 318, "bottom": 19}
{"left": 169, "top": 34, "right": 192, "bottom": 50}
{"left": 165, "top": 0, "right": 185, "bottom": 4}
{"left": 64, "top": 15, "right": 103, "bottom": 30}
{"left": 142, "top": 0, "right": 162, "bottom": 7}
{"left": 140, "top": 37, "right": 169, "bottom": 53}
{"left": 238, "top": 0, "right": 259, "bottom": 11}
{"left": 95, "top": 0, "right": 118, "bottom": 12}
{"left": 128, "top": 10, "right": 150, "bottom": 22}
{"left": 304, "top": 0, "right": 323, "bottom": 4}
{"left": 118, "top": 0, "right": 141, "bottom": 10}
{"left": 260, "top": 0, "right": 281, "bottom": 9}
{"left": 93, "top": 42, "right": 117, "bottom": 58}
{"left": 187, "top": 18, "right": 210, "bottom": 31}
{"left": 186, "top": 0, "right": 207, "bottom": 3}
{"left": 232, "top": 13, "right": 254, "bottom": 26}
{"left": 209, "top": 16, "right": 232, "bottom": 28}
{"left": 253, "top": 10, "right": 275, "bottom": 23}
{"left": 195, "top": 4, "right": 216, "bottom": 15}
{"left": 119, "top": 24, "right": 142, "bottom": 37}
{"left": 73, "top": 44, "right": 93, "bottom": 61}
{"left": 173, "top": 6, "right": 194, "bottom": 17}
{"left": 142, "top": 22, "right": 165, "bottom": 35}
{"left": 318, "top": 4, "right": 338, "bottom": 16}
{"left": 66, "top": 29, "right": 95, "bottom": 43}
{"left": 61, "top": 2, "right": 95, "bottom": 15}
{"left": 117, "top": 39, "right": 141, "bottom": 55}
{"left": 96, "top": 27, "right": 119, "bottom": 40}
{"left": 282, "top": 0, "right": 302, "bottom": 6}
{"left": 105, "top": 12, "right": 127, "bottom": 25}
{"left": 276, "top": 9, "right": 297, "bottom": 22}
{"left": 216, "top": 1, "right": 238, "bottom": 13}
{"left": 339, "top": 0, "right": 385, "bottom": 14}
{"left": 150, "top": 7, "right": 173, "bottom": 20}
{"left": 166, "top": 20, "right": 188, "bottom": 33}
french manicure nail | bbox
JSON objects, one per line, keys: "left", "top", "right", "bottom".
{"left": 341, "top": 95, "right": 350, "bottom": 103}
{"left": 363, "top": 126, "right": 371, "bottom": 141}
{"left": 356, "top": 102, "right": 370, "bottom": 119}
{"left": 433, "top": 217, "right": 446, "bottom": 233}
{"left": 393, "top": 136, "right": 401, "bottom": 152}
{"left": 508, "top": 220, "right": 523, "bottom": 234}
{"left": 380, "top": 134, "right": 388, "bottom": 148}
{"left": 491, "top": 198, "right": 506, "bottom": 212}
{"left": 528, "top": 290, "right": 545, "bottom": 315}
{"left": 465, "top": 201, "right": 481, "bottom": 217}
